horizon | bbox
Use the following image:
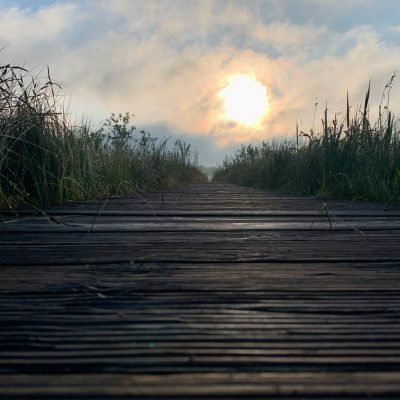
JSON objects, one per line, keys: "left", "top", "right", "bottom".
{"left": 1, "top": 0, "right": 400, "bottom": 165}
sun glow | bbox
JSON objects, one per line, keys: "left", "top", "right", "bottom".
{"left": 219, "top": 74, "right": 269, "bottom": 127}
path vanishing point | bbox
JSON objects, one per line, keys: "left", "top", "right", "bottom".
{"left": 1, "top": 183, "right": 400, "bottom": 399}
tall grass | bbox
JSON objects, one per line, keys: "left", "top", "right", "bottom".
{"left": 213, "top": 78, "right": 400, "bottom": 203}
{"left": 0, "top": 64, "right": 206, "bottom": 208}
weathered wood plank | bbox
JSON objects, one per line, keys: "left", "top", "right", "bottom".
{"left": 1, "top": 183, "right": 400, "bottom": 398}
{"left": 2, "top": 372, "right": 400, "bottom": 399}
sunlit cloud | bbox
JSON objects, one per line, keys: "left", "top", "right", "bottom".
{"left": 0, "top": 0, "right": 399, "bottom": 164}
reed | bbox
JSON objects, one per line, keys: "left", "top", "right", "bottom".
{"left": 0, "top": 64, "right": 206, "bottom": 208}
{"left": 213, "top": 77, "right": 400, "bottom": 203}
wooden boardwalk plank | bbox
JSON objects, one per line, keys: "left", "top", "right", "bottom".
{"left": 1, "top": 183, "right": 400, "bottom": 398}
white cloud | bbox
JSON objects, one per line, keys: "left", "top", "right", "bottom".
{"left": 0, "top": 3, "right": 77, "bottom": 44}
{"left": 1, "top": 0, "right": 399, "bottom": 161}
{"left": 389, "top": 25, "right": 400, "bottom": 34}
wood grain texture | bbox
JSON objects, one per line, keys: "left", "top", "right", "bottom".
{"left": 1, "top": 183, "right": 400, "bottom": 399}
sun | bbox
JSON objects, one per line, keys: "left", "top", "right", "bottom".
{"left": 219, "top": 74, "right": 269, "bottom": 127}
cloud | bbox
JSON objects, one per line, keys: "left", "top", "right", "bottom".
{"left": 0, "top": 3, "right": 77, "bottom": 45}
{"left": 1, "top": 0, "right": 400, "bottom": 164}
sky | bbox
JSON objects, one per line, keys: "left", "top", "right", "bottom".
{"left": 1, "top": 0, "right": 400, "bottom": 165}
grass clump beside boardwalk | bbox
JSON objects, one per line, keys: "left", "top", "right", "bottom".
{"left": 0, "top": 64, "right": 206, "bottom": 208}
{"left": 213, "top": 80, "right": 400, "bottom": 203}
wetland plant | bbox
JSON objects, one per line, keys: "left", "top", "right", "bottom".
{"left": 213, "top": 77, "right": 400, "bottom": 203}
{"left": 0, "top": 64, "right": 206, "bottom": 207}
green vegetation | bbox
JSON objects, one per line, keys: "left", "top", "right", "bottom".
{"left": 213, "top": 78, "right": 400, "bottom": 203}
{"left": 0, "top": 64, "right": 206, "bottom": 208}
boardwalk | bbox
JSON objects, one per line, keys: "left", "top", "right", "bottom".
{"left": 1, "top": 183, "right": 400, "bottom": 399}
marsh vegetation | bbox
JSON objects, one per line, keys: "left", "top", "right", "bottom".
{"left": 0, "top": 64, "right": 206, "bottom": 208}
{"left": 213, "top": 78, "right": 400, "bottom": 203}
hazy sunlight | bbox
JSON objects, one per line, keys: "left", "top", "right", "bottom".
{"left": 219, "top": 74, "right": 269, "bottom": 127}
